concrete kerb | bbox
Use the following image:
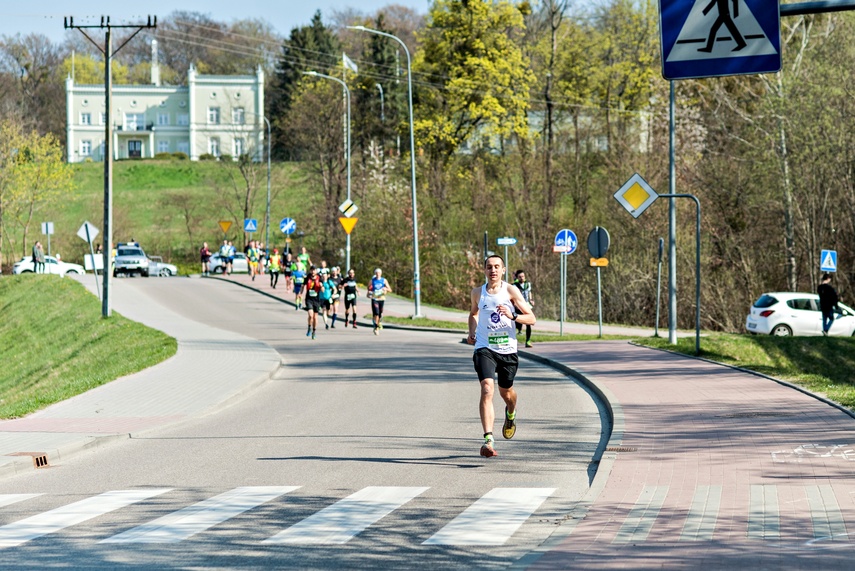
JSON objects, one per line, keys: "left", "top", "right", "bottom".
{"left": 510, "top": 349, "right": 624, "bottom": 570}
{"left": 629, "top": 340, "right": 855, "bottom": 421}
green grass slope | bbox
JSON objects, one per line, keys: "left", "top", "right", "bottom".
{"left": 0, "top": 275, "right": 177, "bottom": 418}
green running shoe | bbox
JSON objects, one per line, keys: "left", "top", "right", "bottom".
{"left": 502, "top": 407, "right": 516, "bottom": 439}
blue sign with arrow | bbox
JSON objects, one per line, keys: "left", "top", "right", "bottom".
{"left": 553, "top": 229, "right": 577, "bottom": 254}
{"left": 279, "top": 217, "right": 297, "bottom": 235}
{"left": 820, "top": 249, "right": 838, "bottom": 273}
{"left": 659, "top": 0, "right": 781, "bottom": 80}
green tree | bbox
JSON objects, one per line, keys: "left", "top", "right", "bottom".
{"left": 61, "top": 53, "right": 130, "bottom": 85}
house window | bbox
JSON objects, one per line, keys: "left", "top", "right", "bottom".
{"left": 177, "top": 141, "right": 189, "bottom": 155}
{"left": 80, "top": 140, "right": 92, "bottom": 156}
{"left": 128, "top": 140, "right": 142, "bottom": 158}
{"left": 234, "top": 138, "right": 245, "bottom": 157}
{"left": 124, "top": 113, "right": 145, "bottom": 131}
{"left": 177, "top": 114, "right": 189, "bottom": 126}
{"left": 208, "top": 137, "right": 220, "bottom": 157}
{"left": 157, "top": 113, "right": 169, "bottom": 126}
{"left": 208, "top": 107, "right": 220, "bottom": 125}
{"left": 157, "top": 140, "right": 170, "bottom": 153}
{"left": 80, "top": 112, "right": 92, "bottom": 125}
{"left": 232, "top": 107, "right": 245, "bottom": 125}
{"left": 99, "top": 112, "right": 106, "bottom": 125}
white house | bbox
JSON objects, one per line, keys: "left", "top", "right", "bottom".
{"left": 66, "top": 40, "right": 265, "bottom": 163}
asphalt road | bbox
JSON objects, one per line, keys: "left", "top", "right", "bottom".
{"left": 0, "top": 278, "right": 605, "bottom": 569}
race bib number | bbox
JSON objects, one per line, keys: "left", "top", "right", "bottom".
{"left": 308, "top": 290, "right": 318, "bottom": 297}
{"left": 488, "top": 332, "right": 510, "bottom": 348}
{"left": 346, "top": 293, "right": 356, "bottom": 300}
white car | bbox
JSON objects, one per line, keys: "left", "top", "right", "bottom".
{"left": 746, "top": 292, "right": 855, "bottom": 336}
{"left": 209, "top": 252, "right": 248, "bottom": 274}
{"left": 12, "top": 256, "right": 84, "bottom": 276}
{"left": 147, "top": 256, "right": 178, "bottom": 277}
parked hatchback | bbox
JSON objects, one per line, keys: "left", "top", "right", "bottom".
{"left": 746, "top": 292, "right": 855, "bottom": 336}
{"left": 12, "top": 256, "right": 84, "bottom": 276}
{"left": 209, "top": 252, "right": 248, "bottom": 274}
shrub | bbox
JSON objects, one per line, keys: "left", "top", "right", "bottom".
{"left": 154, "top": 152, "right": 173, "bottom": 160}
{"left": 199, "top": 153, "right": 216, "bottom": 161}
{"left": 171, "top": 152, "right": 188, "bottom": 160}
{"left": 219, "top": 154, "right": 233, "bottom": 162}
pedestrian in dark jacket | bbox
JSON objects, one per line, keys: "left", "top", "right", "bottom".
{"left": 818, "top": 273, "right": 840, "bottom": 335}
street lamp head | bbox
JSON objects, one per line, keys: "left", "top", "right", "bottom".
{"left": 347, "top": 25, "right": 366, "bottom": 31}
{"left": 303, "top": 71, "right": 318, "bottom": 77}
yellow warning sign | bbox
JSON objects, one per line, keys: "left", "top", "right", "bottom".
{"left": 339, "top": 217, "right": 358, "bottom": 235}
{"left": 218, "top": 220, "right": 232, "bottom": 234}
{"left": 614, "top": 173, "right": 658, "bottom": 219}
{"left": 590, "top": 258, "right": 609, "bottom": 267}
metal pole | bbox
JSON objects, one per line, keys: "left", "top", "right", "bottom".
{"left": 504, "top": 244, "right": 509, "bottom": 282}
{"left": 264, "top": 116, "right": 270, "bottom": 259}
{"left": 47, "top": 232, "right": 51, "bottom": 257}
{"left": 655, "top": 237, "right": 664, "bottom": 337}
{"left": 348, "top": 26, "right": 422, "bottom": 317}
{"left": 560, "top": 254, "right": 565, "bottom": 336}
{"left": 668, "top": 81, "right": 677, "bottom": 344}
{"left": 661, "top": 194, "right": 702, "bottom": 355}
{"left": 103, "top": 27, "right": 112, "bottom": 318}
{"left": 597, "top": 266, "right": 603, "bottom": 338}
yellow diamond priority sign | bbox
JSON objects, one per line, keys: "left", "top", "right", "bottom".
{"left": 614, "top": 173, "right": 658, "bottom": 219}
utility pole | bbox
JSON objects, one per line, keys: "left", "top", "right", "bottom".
{"left": 64, "top": 15, "right": 156, "bottom": 318}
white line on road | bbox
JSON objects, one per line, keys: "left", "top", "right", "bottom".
{"left": 101, "top": 486, "right": 299, "bottom": 544}
{"left": 0, "top": 494, "right": 42, "bottom": 509}
{"left": 680, "top": 485, "right": 722, "bottom": 541}
{"left": 263, "top": 486, "right": 429, "bottom": 545}
{"left": 422, "top": 488, "right": 556, "bottom": 546}
{"left": 748, "top": 485, "right": 780, "bottom": 540}
{"left": 0, "top": 489, "right": 171, "bottom": 549}
{"left": 612, "top": 485, "right": 669, "bottom": 544}
{"left": 806, "top": 485, "right": 848, "bottom": 541}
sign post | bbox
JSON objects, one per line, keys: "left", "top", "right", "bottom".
{"left": 656, "top": 237, "right": 665, "bottom": 337}
{"left": 77, "top": 221, "right": 101, "bottom": 301}
{"left": 820, "top": 249, "right": 838, "bottom": 273}
{"left": 218, "top": 220, "right": 232, "bottom": 237}
{"left": 615, "top": 173, "right": 702, "bottom": 355}
{"left": 553, "top": 229, "right": 578, "bottom": 336}
{"left": 244, "top": 218, "right": 258, "bottom": 236}
{"left": 339, "top": 200, "right": 359, "bottom": 271}
{"left": 41, "top": 222, "right": 54, "bottom": 257}
{"left": 280, "top": 217, "right": 296, "bottom": 253}
{"left": 587, "top": 227, "right": 611, "bottom": 338}
{"left": 497, "top": 237, "right": 517, "bottom": 282}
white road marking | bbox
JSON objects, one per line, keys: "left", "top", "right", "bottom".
{"left": 0, "top": 494, "right": 42, "bottom": 509}
{"left": 748, "top": 485, "right": 779, "bottom": 540}
{"left": 0, "top": 489, "right": 171, "bottom": 549}
{"left": 680, "top": 485, "right": 721, "bottom": 541}
{"left": 263, "top": 486, "right": 429, "bottom": 545}
{"left": 612, "top": 485, "right": 669, "bottom": 544}
{"left": 101, "top": 486, "right": 299, "bottom": 544}
{"left": 806, "top": 485, "right": 848, "bottom": 541}
{"left": 423, "top": 487, "right": 555, "bottom": 546}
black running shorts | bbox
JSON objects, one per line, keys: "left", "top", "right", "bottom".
{"left": 305, "top": 297, "right": 321, "bottom": 313}
{"left": 371, "top": 299, "right": 385, "bottom": 317}
{"left": 344, "top": 294, "right": 357, "bottom": 310}
{"left": 473, "top": 347, "right": 518, "bottom": 389}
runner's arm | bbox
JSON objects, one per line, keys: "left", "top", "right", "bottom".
{"left": 467, "top": 287, "right": 480, "bottom": 345}
{"left": 508, "top": 286, "right": 536, "bottom": 326}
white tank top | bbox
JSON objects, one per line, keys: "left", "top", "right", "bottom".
{"left": 474, "top": 282, "right": 518, "bottom": 355}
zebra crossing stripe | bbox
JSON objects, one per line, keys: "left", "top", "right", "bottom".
{"left": 748, "top": 485, "right": 779, "bottom": 540}
{"left": 263, "top": 486, "right": 428, "bottom": 545}
{"left": 422, "top": 487, "right": 556, "bottom": 546}
{"left": 101, "top": 486, "right": 299, "bottom": 544}
{"left": 612, "top": 486, "right": 669, "bottom": 544}
{"left": 680, "top": 485, "right": 721, "bottom": 541}
{"left": 0, "top": 495, "right": 42, "bottom": 509}
{"left": 806, "top": 485, "right": 848, "bottom": 541}
{"left": 0, "top": 489, "right": 171, "bottom": 549}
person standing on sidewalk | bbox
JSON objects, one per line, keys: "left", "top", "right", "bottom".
{"left": 368, "top": 268, "right": 392, "bottom": 335}
{"left": 200, "top": 242, "right": 211, "bottom": 276}
{"left": 513, "top": 270, "right": 534, "bottom": 348}
{"left": 32, "top": 241, "right": 46, "bottom": 274}
{"left": 818, "top": 273, "right": 840, "bottom": 336}
{"left": 304, "top": 265, "right": 323, "bottom": 339}
{"left": 342, "top": 268, "right": 360, "bottom": 329}
{"left": 467, "top": 255, "right": 535, "bottom": 458}
{"left": 268, "top": 248, "right": 281, "bottom": 289}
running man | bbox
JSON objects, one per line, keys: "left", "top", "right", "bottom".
{"left": 342, "top": 268, "right": 360, "bottom": 328}
{"left": 330, "top": 266, "right": 342, "bottom": 327}
{"left": 297, "top": 246, "right": 312, "bottom": 269}
{"left": 467, "top": 255, "right": 535, "bottom": 458}
{"left": 513, "top": 270, "right": 534, "bottom": 348}
{"left": 268, "top": 248, "right": 281, "bottom": 288}
{"left": 320, "top": 273, "right": 337, "bottom": 329}
{"left": 200, "top": 242, "right": 211, "bottom": 276}
{"left": 219, "top": 240, "right": 230, "bottom": 274}
{"left": 293, "top": 262, "right": 306, "bottom": 310}
{"left": 283, "top": 252, "right": 294, "bottom": 292}
{"left": 304, "top": 265, "right": 323, "bottom": 339}
{"left": 247, "top": 240, "right": 260, "bottom": 281}
{"left": 368, "top": 268, "right": 392, "bottom": 335}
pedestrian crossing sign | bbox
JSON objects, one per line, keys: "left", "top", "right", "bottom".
{"left": 244, "top": 218, "right": 258, "bottom": 233}
{"left": 659, "top": 0, "right": 781, "bottom": 80}
{"left": 820, "top": 249, "right": 837, "bottom": 273}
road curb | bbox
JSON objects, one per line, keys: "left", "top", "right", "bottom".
{"left": 629, "top": 341, "right": 855, "bottom": 420}
{"left": 510, "top": 348, "right": 625, "bottom": 570}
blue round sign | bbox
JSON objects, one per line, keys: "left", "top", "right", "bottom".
{"left": 280, "top": 218, "right": 296, "bottom": 235}
{"left": 554, "top": 229, "right": 577, "bottom": 254}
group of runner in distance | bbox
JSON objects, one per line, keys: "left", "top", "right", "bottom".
{"left": 200, "top": 241, "right": 535, "bottom": 459}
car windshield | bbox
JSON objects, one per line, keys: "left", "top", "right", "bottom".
{"left": 118, "top": 248, "right": 143, "bottom": 256}
{"left": 753, "top": 294, "right": 778, "bottom": 309}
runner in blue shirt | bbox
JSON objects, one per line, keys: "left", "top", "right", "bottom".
{"left": 368, "top": 268, "right": 392, "bottom": 335}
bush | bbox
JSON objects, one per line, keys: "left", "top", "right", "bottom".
{"left": 198, "top": 153, "right": 216, "bottom": 161}
{"left": 154, "top": 152, "right": 173, "bottom": 160}
{"left": 171, "top": 152, "right": 188, "bottom": 160}
{"left": 219, "top": 154, "right": 233, "bottom": 162}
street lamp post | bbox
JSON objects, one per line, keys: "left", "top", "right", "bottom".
{"left": 303, "top": 71, "right": 352, "bottom": 273}
{"left": 348, "top": 25, "right": 423, "bottom": 318}
{"left": 261, "top": 115, "right": 271, "bottom": 259}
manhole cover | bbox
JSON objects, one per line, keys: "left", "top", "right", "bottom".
{"left": 606, "top": 446, "right": 638, "bottom": 452}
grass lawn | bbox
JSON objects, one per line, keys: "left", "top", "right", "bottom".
{"left": 0, "top": 275, "right": 177, "bottom": 419}
{"left": 381, "top": 315, "right": 467, "bottom": 330}
{"left": 636, "top": 333, "right": 855, "bottom": 409}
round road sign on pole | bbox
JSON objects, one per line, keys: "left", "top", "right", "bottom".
{"left": 587, "top": 226, "right": 611, "bottom": 259}
{"left": 280, "top": 218, "right": 297, "bottom": 235}
{"left": 553, "top": 229, "right": 578, "bottom": 254}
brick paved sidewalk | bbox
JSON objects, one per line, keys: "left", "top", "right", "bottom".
{"left": 0, "top": 276, "right": 281, "bottom": 478}
{"left": 520, "top": 341, "right": 855, "bottom": 570}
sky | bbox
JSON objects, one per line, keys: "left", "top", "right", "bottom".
{"left": 0, "top": 2, "right": 429, "bottom": 43}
